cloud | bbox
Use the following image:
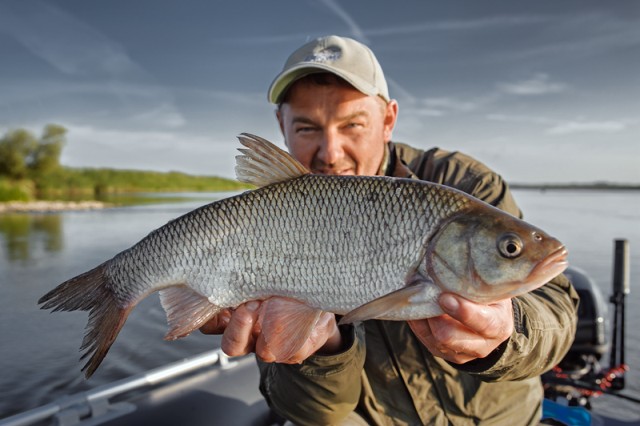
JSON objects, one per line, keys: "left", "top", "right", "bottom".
{"left": 131, "top": 103, "right": 186, "bottom": 129}
{"left": 0, "top": 1, "right": 141, "bottom": 78}
{"left": 395, "top": 74, "right": 566, "bottom": 121}
{"left": 487, "top": 113, "right": 628, "bottom": 135}
{"left": 400, "top": 93, "right": 500, "bottom": 118}
{"left": 547, "top": 121, "right": 626, "bottom": 135}
{"left": 422, "top": 97, "right": 478, "bottom": 112}
{"left": 367, "top": 15, "right": 551, "bottom": 37}
{"left": 0, "top": 1, "right": 188, "bottom": 130}
{"left": 488, "top": 12, "right": 640, "bottom": 63}
{"left": 498, "top": 73, "right": 567, "bottom": 96}
{"left": 65, "top": 124, "right": 184, "bottom": 151}
{"left": 216, "top": 14, "right": 552, "bottom": 46}
{"left": 0, "top": 78, "right": 188, "bottom": 131}
{"left": 59, "top": 123, "right": 236, "bottom": 174}
{"left": 486, "top": 113, "right": 554, "bottom": 125}
{"left": 405, "top": 98, "right": 479, "bottom": 117}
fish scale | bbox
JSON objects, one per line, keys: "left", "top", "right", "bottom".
{"left": 38, "top": 133, "right": 567, "bottom": 378}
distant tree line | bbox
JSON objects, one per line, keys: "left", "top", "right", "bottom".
{"left": 0, "top": 125, "right": 66, "bottom": 179}
{"left": 0, "top": 125, "right": 248, "bottom": 202}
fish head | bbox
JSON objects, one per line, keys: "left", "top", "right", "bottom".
{"left": 424, "top": 204, "right": 568, "bottom": 303}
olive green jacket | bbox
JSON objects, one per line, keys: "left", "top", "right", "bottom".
{"left": 258, "top": 142, "right": 579, "bottom": 426}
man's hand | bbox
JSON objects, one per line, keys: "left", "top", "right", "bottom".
{"left": 200, "top": 299, "right": 343, "bottom": 363}
{"left": 408, "top": 293, "right": 513, "bottom": 364}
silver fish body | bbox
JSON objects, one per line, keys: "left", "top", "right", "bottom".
{"left": 114, "top": 174, "right": 463, "bottom": 315}
{"left": 39, "top": 133, "right": 568, "bottom": 377}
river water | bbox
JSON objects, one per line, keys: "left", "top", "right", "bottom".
{"left": 1, "top": 189, "right": 639, "bottom": 420}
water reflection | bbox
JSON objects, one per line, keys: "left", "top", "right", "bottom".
{"left": 0, "top": 214, "right": 63, "bottom": 263}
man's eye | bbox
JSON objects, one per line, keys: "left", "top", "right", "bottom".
{"left": 296, "top": 127, "right": 315, "bottom": 133}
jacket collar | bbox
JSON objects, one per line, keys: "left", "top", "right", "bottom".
{"left": 379, "top": 142, "right": 419, "bottom": 179}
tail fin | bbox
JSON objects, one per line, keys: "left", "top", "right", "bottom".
{"left": 38, "top": 263, "right": 131, "bottom": 378}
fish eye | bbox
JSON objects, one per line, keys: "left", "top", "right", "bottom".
{"left": 497, "top": 233, "right": 523, "bottom": 259}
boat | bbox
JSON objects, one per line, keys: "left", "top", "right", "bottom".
{"left": 1, "top": 240, "right": 638, "bottom": 426}
{"left": 541, "top": 240, "right": 640, "bottom": 425}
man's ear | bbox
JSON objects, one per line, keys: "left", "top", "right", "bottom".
{"left": 383, "top": 99, "right": 399, "bottom": 142}
{"left": 276, "top": 108, "right": 286, "bottom": 139}
{"left": 275, "top": 108, "right": 284, "bottom": 131}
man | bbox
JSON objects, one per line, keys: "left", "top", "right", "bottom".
{"left": 202, "top": 35, "right": 579, "bottom": 425}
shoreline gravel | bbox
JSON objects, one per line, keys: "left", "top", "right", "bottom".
{"left": 0, "top": 200, "right": 108, "bottom": 213}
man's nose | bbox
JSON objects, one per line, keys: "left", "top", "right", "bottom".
{"left": 317, "top": 130, "right": 344, "bottom": 166}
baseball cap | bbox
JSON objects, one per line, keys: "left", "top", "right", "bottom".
{"left": 268, "top": 35, "right": 390, "bottom": 104}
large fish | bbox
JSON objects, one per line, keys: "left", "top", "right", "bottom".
{"left": 39, "top": 133, "right": 568, "bottom": 378}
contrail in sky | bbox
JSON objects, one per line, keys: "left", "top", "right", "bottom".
{"left": 319, "top": 0, "right": 369, "bottom": 43}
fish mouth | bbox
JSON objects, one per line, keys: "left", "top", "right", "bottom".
{"left": 528, "top": 245, "right": 569, "bottom": 285}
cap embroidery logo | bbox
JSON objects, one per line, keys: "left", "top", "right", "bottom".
{"left": 305, "top": 46, "right": 341, "bottom": 63}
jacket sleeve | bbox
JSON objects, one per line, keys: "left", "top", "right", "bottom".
{"left": 498, "top": 273, "right": 579, "bottom": 380}
{"left": 258, "top": 324, "right": 366, "bottom": 425}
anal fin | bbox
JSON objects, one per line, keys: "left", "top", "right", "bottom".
{"left": 259, "top": 297, "right": 323, "bottom": 361}
{"left": 159, "top": 285, "right": 221, "bottom": 340}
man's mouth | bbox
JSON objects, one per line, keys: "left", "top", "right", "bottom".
{"left": 312, "top": 168, "right": 354, "bottom": 176}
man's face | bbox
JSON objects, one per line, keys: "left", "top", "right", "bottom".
{"left": 277, "top": 80, "right": 398, "bottom": 176}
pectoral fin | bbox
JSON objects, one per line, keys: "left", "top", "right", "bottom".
{"left": 159, "top": 285, "right": 221, "bottom": 340}
{"left": 339, "top": 276, "right": 441, "bottom": 325}
{"left": 259, "top": 297, "right": 324, "bottom": 361}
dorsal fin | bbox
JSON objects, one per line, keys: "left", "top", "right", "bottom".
{"left": 235, "top": 133, "right": 309, "bottom": 187}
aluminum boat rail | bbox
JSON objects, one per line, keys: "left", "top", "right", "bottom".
{"left": 0, "top": 349, "right": 239, "bottom": 426}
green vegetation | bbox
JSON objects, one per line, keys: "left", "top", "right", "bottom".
{"left": 0, "top": 178, "right": 34, "bottom": 201}
{"left": 511, "top": 182, "right": 640, "bottom": 191}
{"left": 0, "top": 125, "right": 248, "bottom": 202}
{"left": 0, "top": 124, "right": 65, "bottom": 180}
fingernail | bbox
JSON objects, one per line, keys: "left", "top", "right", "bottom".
{"left": 246, "top": 301, "right": 260, "bottom": 312}
{"left": 260, "top": 352, "right": 275, "bottom": 363}
{"left": 440, "top": 294, "right": 459, "bottom": 313}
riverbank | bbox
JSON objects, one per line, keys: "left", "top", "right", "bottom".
{"left": 0, "top": 168, "right": 250, "bottom": 204}
{"left": 0, "top": 200, "right": 108, "bottom": 213}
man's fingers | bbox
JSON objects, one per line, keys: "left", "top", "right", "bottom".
{"left": 411, "top": 316, "right": 486, "bottom": 362}
{"left": 313, "top": 312, "right": 342, "bottom": 355}
{"left": 199, "top": 309, "right": 232, "bottom": 334}
{"left": 407, "top": 294, "right": 516, "bottom": 363}
{"left": 221, "top": 301, "right": 261, "bottom": 356}
{"left": 439, "top": 294, "right": 513, "bottom": 340}
{"left": 407, "top": 318, "right": 433, "bottom": 346}
{"left": 427, "top": 315, "right": 485, "bottom": 358}
{"left": 288, "top": 312, "right": 339, "bottom": 361}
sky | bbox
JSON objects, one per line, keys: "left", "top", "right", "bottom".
{"left": 0, "top": 0, "right": 639, "bottom": 183}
